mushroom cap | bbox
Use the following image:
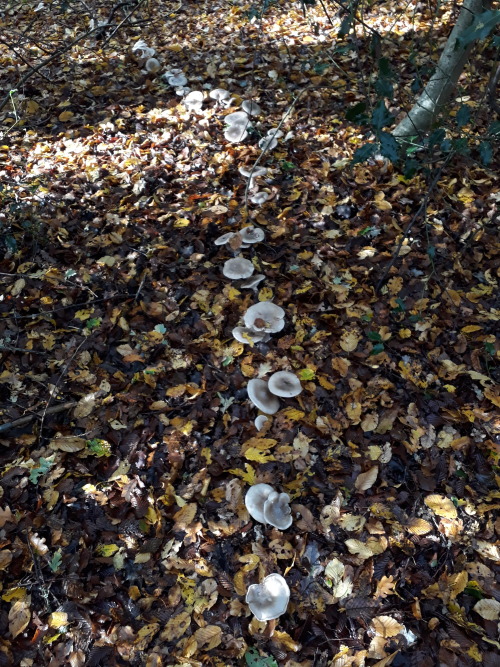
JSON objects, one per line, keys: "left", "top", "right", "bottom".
{"left": 267, "top": 128, "right": 284, "bottom": 138}
{"left": 145, "top": 57, "right": 161, "bottom": 73}
{"left": 240, "top": 226, "right": 265, "bottom": 244}
{"left": 184, "top": 91, "right": 204, "bottom": 109}
{"left": 209, "top": 88, "right": 230, "bottom": 101}
{"left": 263, "top": 491, "right": 292, "bottom": 530}
{"left": 132, "top": 40, "right": 155, "bottom": 60}
{"left": 249, "top": 192, "right": 269, "bottom": 205}
{"left": 240, "top": 274, "right": 266, "bottom": 289}
{"left": 254, "top": 415, "right": 269, "bottom": 430}
{"left": 224, "top": 123, "right": 249, "bottom": 143}
{"left": 245, "top": 483, "right": 274, "bottom": 523}
{"left": 167, "top": 74, "right": 188, "bottom": 86}
{"left": 232, "top": 326, "right": 269, "bottom": 344}
{"left": 246, "top": 574, "right": 290, "bottom": 622}
{"left": 214, "top": 232, "right": 235, "bottom": 246}
{"left": 242, "top": 100, "right": 262, "bottom": 116}
{"left": 223, "top": 257, "right": 254, "bottom": 280}
{"left": 225, "top": 111, "right": 250, "bottom": 125}
{"left": 268, "top": 371, "right": 302, "bottom": 398}
{"left": 258, "top": 136, "right": 278, "bottom": 151}
{"left": 244, "top": 302, "right": 285, "bottom": 334}
{"left": 247, "top": 378, "right": 280, "bottom": 414}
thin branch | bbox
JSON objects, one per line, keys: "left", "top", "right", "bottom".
{"left": 0, "top": 402, "right": 77, "bottom": 435}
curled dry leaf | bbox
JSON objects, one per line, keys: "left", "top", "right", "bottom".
{"left": 406, "top": 518, "right": 433, "bottom": 535}
{"left": 355, "top": 466, "right": 378, "bottom": 492}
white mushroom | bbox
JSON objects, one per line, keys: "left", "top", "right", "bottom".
{"left": 244, "top": 302, "right": 285, "bottom": 334}
{"left": 267, "top": 128, "right": 284, "bottom": 138}
{"left": 245, "top": 483, "right": 274, "bottom": 523}
{"left": 246, "top": 574, "right": 290, "bottom": 622}
{"left": 184, "top": 90, "right": 204, "bottom": 112}
{"left": 258, "top": 136, "right": 278, "bottom": 151}
{"left": 209, "top": 88, "right": 231, "bottom": 102}
{"left": 225, "top": 111, "right": 251, "bottom": 125}
{"left": 132, "top": 39, "right": 155, "bottom": 61}
{"left": 242, "top": 100, "right": 262, "bottom": 116}
{"left": 145, "top": 57, "right": 161, "bottom": 73}
{"left": 240, "top": 274, "right": 266, "bottom": 289}
{"left": 223, "top": 257, "right": 254, "bottom": 280}
{"left": 224, "top": 123, "right": 249, "bottom": 143}
{"left": 167, "top": 73, "right": 188, "bottom": 87}
{"left": 263, "top": 491, "right": 292, "bottom": 530}
{"left": 214, "top": 232, "right": 236, "bottom": 246}
{"left": 254, "top": 415, "right": 269, "bottom": 431}
{"left": 268, "top": 371, "right": 302, "bottom": 398}
{"left": 232, "top": 327, "right": 269, "bottom": 345}
{"left": 249, "top": 192, "right": 269, "bottom": 205}
{"left": 239, "top": 166, "right": 268, "bottom": 190}
{"left": 247, "top": 378, "right": 280, "bottom": 414}
{"left": 240, "top": 226, "right": 265, "bottom": 244}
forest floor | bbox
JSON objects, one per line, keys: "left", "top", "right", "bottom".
{"left": 0, "top": 0, "right": 499, "bottom": 666}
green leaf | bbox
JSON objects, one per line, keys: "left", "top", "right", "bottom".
{"left": 375, "top": 77, "right": 394, "bottom": 99}
{"left": 351, "top": 143, "right": 377, "bottom": 165}
{"left": 459, "top": 10, "right": 500, "bottom": 46}
{"left": 455, "top": 104, "right": 471, "bottom": 128}
{"left": 245, "top": 648, "right": 278, "bottom": 667}
{"left": 367, "top": 331, "right": 382, "bottom": 342}
{"left": 29, "top": 458, "right": 54, "bottom": 484}
{"left": 86, "top": 438, "right": 112, "bottom": 457}
{"left": 370, "top": 343, "right": 385, "bottom": 356}
{"left": 379, "top": 131, "right": 399, "bottom": 162}
{"left": 479, "top": 141, "right": 493, "bottom": 165}
{"left": 488, "top": 120, "right": 500, "bottom": 136}
{"left": 378, "top": 57, "right": 393, "bottom": 79}
{"left": 338, "top": 14, "right": 353, "bottom": 37}
{"left": 49, "top": 549, "right": 63, "bottom": 573}
{"left": 371, "top": 100, "right": 393, "bottom": 130}
{"left": 345, "top": 102, "right": 367, "bottom": 123}
{"left": 428, "top": 127, "right": 446, "bottom": 147}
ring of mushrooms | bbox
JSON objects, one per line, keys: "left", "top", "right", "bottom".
{"left": 246, "top": 574, "right": 290, "bottom": 622}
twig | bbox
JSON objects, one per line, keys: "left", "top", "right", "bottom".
{"left": 0, "top": 402, "right": 77, "bottom": 435}
{"left": 375, "top": 154, "right": 453, "bottom": 293}
{"left": 38, "top": 337, "right": 89, "bottom": 441}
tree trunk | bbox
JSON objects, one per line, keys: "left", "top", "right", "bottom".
{"left": 392, "top": 0, "right": 488, "bottom": 139}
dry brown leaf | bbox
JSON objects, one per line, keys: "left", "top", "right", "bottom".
{"left": 473, "top": 598, "right": 500, "bottom": 620}
{"left": 339, "top": 330, "right": 360, "bottom": 352}
{"left": 371, "top": 615, "right": 404, "bottom": 638}
{"left": 9, "top": 595, "right": 31, "bottom": 638}
{"left": 374, "top": 575, "right": 397, "bottom": 599}
{"left": 50, "top": 435, "right": 86, "bottom": 452}
{"left": 192, "top": 624, "right": 222, "bottom": 650}
{"left": 406, "top": 517, "right": 433, "bottom": 535}
{"left": 0, "top": 506, "right": 13, "bottom": 528}
{"left": 424, "top": 494, "right": 458, "bottom": 519}
{"left": 173, "top": 503, "right": 197, "bottom": 532}
{"left": 355, "top": 466, "right": 378, "bottom": 492}
{"left": 160, "top": 611, "right": 191, "bottom": 641}
{"left": 73, "top": 392, "right": 98, "bottom": 419}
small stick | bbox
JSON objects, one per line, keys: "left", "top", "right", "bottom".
{"left": 0, "top": 402, "right": 77, "bottom": 435}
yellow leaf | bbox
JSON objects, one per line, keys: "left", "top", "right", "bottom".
{"left": 318, "top": 375, "right": 335, "bottom": 390}
{"left": 26, "top": 100, "right": 40, "bottom": 114}
{"left": 461, "top": 325, "right": 482, "bottom": 334}
{"left": 298, "top": 368, "right": 315, "bottom": 381}
{"left": 228, "top": 463, "right": 256, "bottom": 485}
{"left": 174, "top": 218, "right": 190, "bottom": 227}
{"left": 399, "top": 328, "right": 412, "bottom": 339}
{"left": 241, "top": 437, "right": 277, "bottom": 452}
{"left": 361, "top": 413, "right": 379, "bottom": 433}
{"left": 258, "top": 287, "right": 273, "bottom": 301}
{"left": 58, "top": 110, "right": 74, "bottom": 122}
{"left": 48, "top": 612, "right": 68, "bottom": 629}
{"left": 450, "top": 571, "right": 468, "bottom": 599}
{"left": 2, "top": 588, "right": 27, "bottom": 602}
{"left": 227, "top": 286, "right": 241, "bottom": 301}
{"left": 281, "top": 408, "right": 305, "bottom": 421}
{"left": 95, "top": 544, "right": 120, "bottom": 557}
{"left": 74, "top": 309, "right": 94, "bottom": 321}
{"left": 173, "top": 503, "right": 197, "bottom": 531}
{"left": 424, "top": 494, "right": 458, "bottom": 519}
{"left": 243, "top": 448, "right": 276, "bottom": 463}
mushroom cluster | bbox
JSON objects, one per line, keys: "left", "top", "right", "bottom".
{"left": 245, "top": 483, "right": 292, "bottom": 530}
{"left": 223, "top": 99, "right": 262, "bottom": 144}
{"left": 247, "top": 371, "right": 302, "bottom": 415}
{"left": 131, "top": 39, "right": 160, "bottom": 74}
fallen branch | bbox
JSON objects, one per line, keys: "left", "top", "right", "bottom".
{"left": 0, "top": 402, "right": 77, "bottom": 435}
